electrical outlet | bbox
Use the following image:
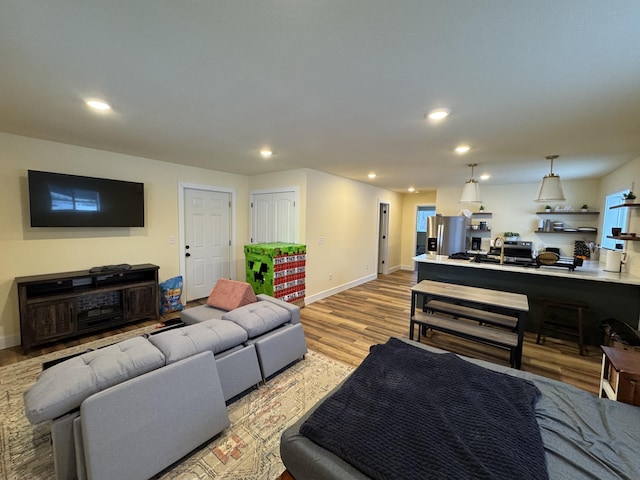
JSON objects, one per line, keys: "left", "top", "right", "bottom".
{"left": 169, "top": 236, "right": 176, "bottom": 245}
{"left": 365, "top": 263, "right": 369, "bottom": 270}
{"left": 329, "top": 273, "right": 332, "bottom": 280}
{"left": 318, "top": 236, "right": 324, "bottom": 245}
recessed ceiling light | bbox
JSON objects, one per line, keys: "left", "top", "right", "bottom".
{"left": 479, "top": 173, "right": 491, "bottom": 181}
{"left": 260, "top": 149, "right": 273, "bottom": 158}
{"left": 368, "top": 173, "right": 376, "bottom": 179}
{"left": 455, "top": 145, "right": 471, "bottom": 154}
{"left": 426, "top": 108, "right": 450, "bottom": 120}
{"left": 408, "top": 187, "right": 415, "bottom": 193}
{"left": 85, "top": 99, "right": 112, "bottom": 111}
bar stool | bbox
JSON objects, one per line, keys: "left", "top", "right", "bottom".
{"left": 536, "top": 296, "right": 588, "bottom": 356}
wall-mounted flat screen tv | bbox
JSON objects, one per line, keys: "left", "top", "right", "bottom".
{"left": 28, "top": 170, "right": 145, "bottom": 227}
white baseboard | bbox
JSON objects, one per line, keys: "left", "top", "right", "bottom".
{"left": 305, "top": 273, "right": 377, "bottom": 305}
{"left": 0, "top": 333, "right": 21, "bottom": 350}
{"left": 400, "top": 264, "right": 417, "bottom": 271}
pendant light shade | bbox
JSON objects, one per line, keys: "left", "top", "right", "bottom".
{"left": 459, "top": 163, "right": 482, "bottom": 203}
{"left": 535, "top": 155, "right": 565, "bottom": 202}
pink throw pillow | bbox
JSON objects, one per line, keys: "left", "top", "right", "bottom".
{"left": 206, "top": 279, "right": 257, "bottom": 311}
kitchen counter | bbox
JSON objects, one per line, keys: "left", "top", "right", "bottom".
{"left": 412, "top": 254, "right": 640, "bottom": 341}
{"left": 412, "top": 254, "right": 640, "bottom": 286}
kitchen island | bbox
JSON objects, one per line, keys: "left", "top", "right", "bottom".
{"left": 412, "top": 254, "right": 640, "bottom": 346}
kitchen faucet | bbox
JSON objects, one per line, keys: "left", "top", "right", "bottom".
{"left": 497, "top": 236, "right": 505, "bottom": 265}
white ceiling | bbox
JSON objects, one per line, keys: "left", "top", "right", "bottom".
{"left": 1, "top": 1, "right": 639, "bottom": 192}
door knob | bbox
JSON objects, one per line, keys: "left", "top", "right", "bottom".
{"left": 185, "top": 252, "right": 191, "bottom": 257}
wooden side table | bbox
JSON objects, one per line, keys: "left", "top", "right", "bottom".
{"left": 599, "top": 345, "right": 640, "bottom": 406}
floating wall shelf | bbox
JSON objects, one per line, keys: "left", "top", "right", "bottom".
{"left": 607, "top": 235, "right": 640, "bottom": 241}
{"left": 535, "top": 211, "right": 600, "bottom": 215}
{"left": 610, "top": 204, "right": 640, "bottom": 210}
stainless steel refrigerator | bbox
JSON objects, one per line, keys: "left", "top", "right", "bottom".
{"left": 426, "top": 215, "right": 469, "bottom": 256}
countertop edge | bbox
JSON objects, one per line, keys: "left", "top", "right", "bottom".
{"left": 412, "top": 254, "right": 640, "bottom": 286}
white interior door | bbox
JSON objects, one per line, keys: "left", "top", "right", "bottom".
{"left": 250, "top": 190, "right": 297, "bottom": 243}
{"left": 184, "top": 188, "right": 231, "bottom": 300}
{"left": 251, "top": 194, "right": 273, "bottom": 244}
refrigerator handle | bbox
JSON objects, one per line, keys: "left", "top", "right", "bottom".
{"left": 437, "top": 224, "right": 443, "bottom": 255}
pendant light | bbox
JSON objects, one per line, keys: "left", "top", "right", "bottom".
{"left": 535, "top": 155, "right": 565, "bottom": 202}
{"left": 459, "top": 163, "right": 481, "bottom": 203}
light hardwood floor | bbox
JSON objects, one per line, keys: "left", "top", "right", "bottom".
{"left": 1, "top": 270, "right": 603, "bottom": 394}
{"left": 300, "top": 269, "right": 603, "bottom": 394}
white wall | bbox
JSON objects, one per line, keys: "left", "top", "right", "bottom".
{"left": 400, "top": 190, "right": 437, "bottom": 270}
{"left": 599, "top": 156, "right": 640, "bottom": 276}
{"left": 3, "top": 130, "right": 637, "bottom": 349}
{"left": 249, "top": 168, "right": 404, "bottom": 300}
{"left": 303, "top": 170, "right": 403, "bottom": 302}
{"left": 248, "top": 168, "right": 308, "bottom": 244}
{"left": 435, "top": 179, "right": 601, "bottom": 257}
{"left": 0, "top": 133, "right": 405, "bottom": 348}
{"left": 0, "top": 132, "right": 250, "bottom": 347}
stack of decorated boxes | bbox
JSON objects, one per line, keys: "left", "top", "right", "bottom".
{"left": 244, "top": 242, "right": 306, "bottom": 305}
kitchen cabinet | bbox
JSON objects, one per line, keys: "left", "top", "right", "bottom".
{"left": 414, "top": 255, "right": 640, "bottom": 346}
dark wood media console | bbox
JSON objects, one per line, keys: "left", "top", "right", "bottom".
{"left": 16, "top": 264, "right": 159, "bottom": 354}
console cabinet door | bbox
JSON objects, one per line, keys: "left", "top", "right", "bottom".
{"left": 27, "top": 299, "right": 75, "bottom": 343}
{"left": 124, "top": 284, "right": 157, "bottom": 321}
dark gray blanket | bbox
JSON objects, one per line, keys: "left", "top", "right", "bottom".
{"left": 300, "top": 338, "right": 548, "bottom": 480}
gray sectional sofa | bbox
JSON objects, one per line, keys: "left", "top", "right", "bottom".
{"left": 23, "top": 294, "right": 307, "bottom": 480}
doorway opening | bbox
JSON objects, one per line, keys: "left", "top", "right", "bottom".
{"left": 377, "top": 202, "right": 390, "bottom": 274}
{"left": 416, "top": 206, "right": 436, "bottom": 255}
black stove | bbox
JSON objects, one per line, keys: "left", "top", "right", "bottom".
{"left": 471, "top": 240, "right": 581, "bottom": 271}
{"left": 473, "top": 254, "right": 538, "bottom": 267}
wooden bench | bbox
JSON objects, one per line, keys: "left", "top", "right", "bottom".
{"left": 425, "top": 299, "right": 517, "bottom": 330}
{"left": 410, "top": 280, "right": 528, "bottom": 369}
{"left": 411, "top": 310, "right": 519, "bottom": 367}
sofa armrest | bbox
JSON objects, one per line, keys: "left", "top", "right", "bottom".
{"left": 257, "top": 294, "right": 300, "bottom": 324}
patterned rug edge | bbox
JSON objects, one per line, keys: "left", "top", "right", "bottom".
{"left": 0, "top": 327, "right": 353, "bottom": 480}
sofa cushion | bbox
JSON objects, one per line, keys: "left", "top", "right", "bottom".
{"left": 148, "top": 319, "right": 248, "bottom": 364}
{"left": 207, "top": 278, "right": 257, "bottom": 311}
{"left": 222, "top": 301, "right": 292, "bottom": 338}
{"left": 23, "top": 336, "right": 165, "bottom": 424}
{"left": 180, "top": 304, "right": 226, "bottom": 325}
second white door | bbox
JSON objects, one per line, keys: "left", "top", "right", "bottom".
{"left": 250, "top": 191, "right": 297, "bottom": 243}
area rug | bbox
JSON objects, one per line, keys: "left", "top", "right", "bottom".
{"left": 0, "top": 327, "right": 353, "bottom": 480}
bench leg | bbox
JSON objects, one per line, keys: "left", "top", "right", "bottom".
{"left": 577, "top": 307, "right": 586, "bottom": 356}
{"left": 536, "top": 302, "right": 548, "bottom": 345}
{"left": 510, "top": 348, "right": 522, "bottom": 370}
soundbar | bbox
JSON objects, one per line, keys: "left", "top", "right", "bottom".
{"left": 89, "top": 264, "right": 132, "bottom": 273}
